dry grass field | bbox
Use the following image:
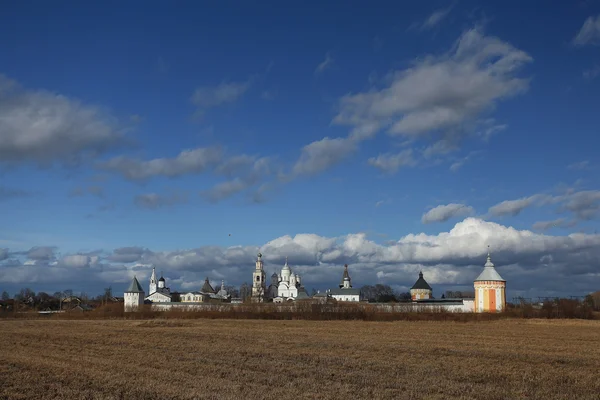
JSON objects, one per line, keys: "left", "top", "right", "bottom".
{"left": 1, "top": 319, "right": 599, "bottom": 400}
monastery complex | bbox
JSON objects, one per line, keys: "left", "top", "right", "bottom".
{"left": 124, "top": 249, "right": 506, "bottom": 313}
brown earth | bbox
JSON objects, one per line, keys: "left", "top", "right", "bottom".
{"left": 0, "top": 319, "right": 599, "bottom": 400}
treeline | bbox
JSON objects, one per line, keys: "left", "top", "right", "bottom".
{"left": 0, "top": 287, "right": 117, "bottom": 312}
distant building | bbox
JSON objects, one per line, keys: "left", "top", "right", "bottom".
{"left": 145, "top": 267, "right": 171, "bottom": 303}
{"left": 180, "top": 278, "right": 231, "bottom": 303}
{"left": 124, "top": 276, "right": 145, "bottom": 311}
{"left": 251, "top": 253, "right": 267, "bottom": 302}
{"left": 329, "top": 264, "right": 360, "bottom": 302}
{"left": 474, "top": 248, "right": 506, "bottom": 313}
{"left": 410, "top": 271, "right": 433, "bottom": 300}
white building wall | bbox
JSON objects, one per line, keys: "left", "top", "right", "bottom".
{"left": 145, "top": 292, "right": 171, "bottom": 303}
{"left": 124, "top": 292, "right": 144, "bottom": 312}
{"left": 496, "top": 289, "right": 502, "bottom": 312}
{"left": 332, "top": 294, "right": 360, "bottom": 302}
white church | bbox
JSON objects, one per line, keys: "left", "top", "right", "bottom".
{"left": 251, "top": 252, "right": 360, "bottom": 303}
{"left": 145, "top": 267, "right": 172, "bottom": 303}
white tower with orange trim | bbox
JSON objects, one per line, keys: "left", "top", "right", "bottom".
{"left": 474, "top": 247, "right": 506, "bottom": 313}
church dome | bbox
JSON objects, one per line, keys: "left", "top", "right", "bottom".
{"left": 158, "top": 276, "right": 165, "bottom": 282}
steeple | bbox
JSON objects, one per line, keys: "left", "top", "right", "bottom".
{"left": 255, "top": 252, "right": 264, "bottom": 271}
{"left": 149, "top": 266, "right": 157, "bottom": 294}
{"left": 475, "top": 246, "right": 505, "bottom": 282}
{"left": 339, "top": 264, "right": 352, "bottom": 288}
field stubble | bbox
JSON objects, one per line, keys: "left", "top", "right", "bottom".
{"left": 0, "top": 319, "right": 599, "bottom": 400}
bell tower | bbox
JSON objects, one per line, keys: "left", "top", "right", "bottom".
{"left": 149, "top": 266, "right": 157, "bottom": 295}
{"left": 252, "top": 252, "right": 267, "bottom": 302}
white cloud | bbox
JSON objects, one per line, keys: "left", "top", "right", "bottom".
{"left": 417, "top": 6, "right": 453, "bottom": 31}
{"left": 99, "top": 147, "right": 224, "bottom": 181}
{"left": 291, "top": 137, "right": 357, "bottom": 177}
{"left": 201, "top": 157, "right": 273, "bottom": 203}
{"left": 449, "top": 150, "right": 484, "bottom": 172}
{"left": 368, "top": 149, "right": 416, "bottom": 174}
{"left": 0, "top": 74, "right": 126, "bottom": 165}
{"left": 3, "top": 218, "right": 600, "bottom": 297}
{"left": 572, "top": 14, "right": 600, "bottom": 46}
{"left": 488, "top": 189, "right": 600, "bottom": 222}
{"left": 333, "top": 28, "right": 532, "bottom": 145}
{"left": 532, "top": 218, "right": 577, "bottom": 232}
{"left": 488, "top": 194, "right": 551, "bottom": 217}
{"left": 315, "top": 52, "right": 334, "bottom": 75}
{"left": 422, "top": 203, "right": 474, "bottom": 224}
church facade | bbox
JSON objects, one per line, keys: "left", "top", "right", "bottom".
{"left": 145, "top": 267, "right": 171, "bottom": 303}
{"left": 252, "top": 253, "right": 310, "bottom": 303}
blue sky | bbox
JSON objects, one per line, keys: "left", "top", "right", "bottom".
{"left": 1, "top": 0, "right": 600, "bottom": 299}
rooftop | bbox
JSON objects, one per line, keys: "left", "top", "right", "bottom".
{"left": 411, "top": 272, "right": 432, "bottom": 290}
{"left": 126, "top": 276, "right": 144, "bottom": 293}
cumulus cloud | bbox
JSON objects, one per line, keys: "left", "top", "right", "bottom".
{"left": 108, "top": 247, "right": 147, "bottom": 263}
{"left": 0, "top": 248, "right": 8, "bottom": 260}
{"left": 422, "top": 203, "right": 475, "bottom": 224}
{"left": 99, "top": 147, "right": 224, "bottom": 181}
{"left": 532, "top": 218, "right": 577, "bottom": 232}
{"left": 202, "top": 157, "right": 274, "bottom": 203}
{"left": 558, "top": 190, "right": 600, "bottom": 220}
{"left": 572, "top": 14, "right": 600, "bottom": 46}
{"left": 488, "top": 194, "right": 551, "bottom": 217}
{"left": 487, "top": 189, "right": 600, "bottom": 222}
{"left": 3, "top": 218, "right": 600, "bottom": 298}
{"left": 27, "top": 246, "right": 57, "bottom": 261}
{"left": 368, "top": 149, "right": 416, "bottom": 174}
{"left": 59, "top": 254, "right": 99, "bottom": 268}
{"left": 315, "top": 52, "right": 334, "bottom": 75}
{"left": 291, "top": 137, "right": 357, "bottom": 177}
{"left": 0, "top": 74, "right": 126, "bottom": 166}
{"left": 333, "top": 28, "right": 532, "bottom": 144}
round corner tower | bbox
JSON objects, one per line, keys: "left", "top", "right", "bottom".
{"left": 474, "top": 247, "right": 506, "bottom": 313}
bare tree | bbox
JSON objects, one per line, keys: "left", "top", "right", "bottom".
{"left": 239, "top": 283, "right": 251, "bottom": 301}
{"left": 1, "top": 291, "right": 9, "bottom": 301}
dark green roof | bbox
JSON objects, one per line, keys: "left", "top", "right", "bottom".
{"left": 126, "top": 276, "right": 144, "bottom": 293}
{"left": 411, "top": 272, "right": 432, "bottom": 290}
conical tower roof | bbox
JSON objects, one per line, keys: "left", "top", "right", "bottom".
{"left": 411, "top": 271, "right": 432, "bottom": 290}
{"left": 339, "top": 264, "right": 352, "bottom": 288}
{"left": 126, "top": 276, "right": 144, "bottom": 293}
{"left": 201, "top": 277, "right": 216, "bottom": 294}
{"left": 475, "top": 248, "right": 505, "bottom": 282}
